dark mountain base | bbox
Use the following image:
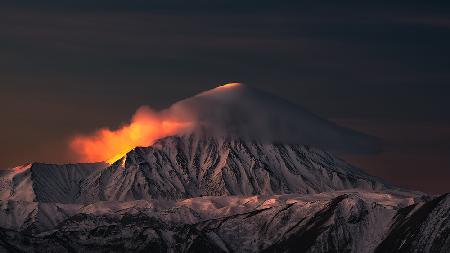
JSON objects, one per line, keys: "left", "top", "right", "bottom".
{"left": 0, "top": 192, "right": 448, "bottom": 253}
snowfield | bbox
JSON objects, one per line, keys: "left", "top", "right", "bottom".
{"left": 0, "top": 191, "right": 447, "bottom": 252}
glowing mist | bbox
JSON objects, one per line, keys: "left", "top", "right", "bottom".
{"left": 70, "top": 106, "right": 191, "bottom": 164}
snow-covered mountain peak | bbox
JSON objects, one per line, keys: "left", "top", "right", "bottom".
{"left": 0, "top": 162, "right": 106, "bottom": 203}
{"left": 204, "top": 82, "right": 243, "bottom": 93}
{"left": 73, "top": 131, "right": 399, "bottom": 203}
{"left": 0, "top": 130, "right": 413, "bottom": 205}
{"left": 167, "top": 82, "right": 381, "bottom": 155}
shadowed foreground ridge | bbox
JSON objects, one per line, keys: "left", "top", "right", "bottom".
{"left": 0, "top": 192, "right": 447, "bottom": 252}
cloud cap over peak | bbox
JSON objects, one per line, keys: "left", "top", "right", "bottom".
{"left": 167, "top": 83, "right": 381, "bottom": 154}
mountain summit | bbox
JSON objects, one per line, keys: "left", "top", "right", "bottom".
{"left": 167, "top": 82, "right": 380, "bottom": 154}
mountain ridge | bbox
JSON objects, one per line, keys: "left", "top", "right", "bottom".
{"left": 0, "top": 132, "right": 445, "bottom": 252}
{"left": 0, "top": 191, "right": 446, "bottom": 252}
{"left": 1, "top": 132, "right": 418, "bottom": 204}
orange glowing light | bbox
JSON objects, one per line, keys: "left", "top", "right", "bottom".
{"left": 70, "top": 107, "right": 191, "bottom": 164}
{"left": 218, "top": 83, "right": 241, "bottom": 89}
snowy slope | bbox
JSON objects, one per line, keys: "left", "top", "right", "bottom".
{"left": 0, "top": 191, "right": 444, "bottom": 253}
{"left": 0, "top": 163, "right": 105, "bottom": 203}
{"left": 0, "top": 133, "right": 406, "bottom": 204}
{"left": 77, "top": 131, "right": 394, "bottom": 202}
{"left": 0, "top": 190, "right": 420, "bottom": 234}
{"left": 375, "top": 193, "right": 450, "bottom": 252}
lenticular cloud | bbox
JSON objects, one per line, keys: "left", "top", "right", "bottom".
{"left": 169, "top": 83, "right": 380, "bottom": 153}
{"left": 70, "top": 83, "right": 380, "bottom": 163}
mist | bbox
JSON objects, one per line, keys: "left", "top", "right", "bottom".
{"left": 167, "top": 83, "right": 380, "bottom": 153}
{"left": 70, "top": 83, "right": 380, "bottom": 163}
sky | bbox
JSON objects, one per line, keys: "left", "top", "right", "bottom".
{"left": 1, "top": 1, "right": 450, "bottom": 194}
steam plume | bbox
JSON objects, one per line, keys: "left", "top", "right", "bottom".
{"left": 70, "top": 106, "right": 191, "bottom": 164}
{"left": 70, "top": 83, "right": 380, "bottom": 164}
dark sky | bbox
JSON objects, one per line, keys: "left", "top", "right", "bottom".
{"left": 1, "top": 1, "right": 450, "bottom": 194}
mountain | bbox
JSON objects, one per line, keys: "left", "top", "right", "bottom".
{"left": 1, "top": 132, "right": 392, "bottom": 204}
{"left": 1, "top": 133, "right": 443, "bottom": 253}
{"left": 0, "top": 191, "right": 446, "bottom": 253}
{"left": 78, "top": 131, "right": 391, "bottom": 203}
{"left": 0, "top": 162, "right": 105, "bottom": 203}
{"left": 0, "top": 83, "right": 447, "bottom": 252}
{"left": 165, "top": 83, "right": 380, "bottom": 154}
